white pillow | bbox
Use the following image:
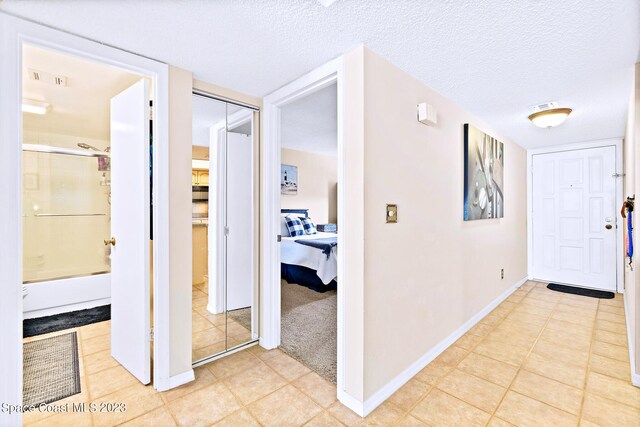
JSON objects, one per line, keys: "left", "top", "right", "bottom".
{"left": 280, "top": 216, "right": 291, "bottom": 237}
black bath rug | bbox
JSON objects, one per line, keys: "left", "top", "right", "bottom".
{"left": 547, "top": 283, "right": 614, "bottom": 299}
{"left": 23, "top": 305, "right": 110, "bottom": 338}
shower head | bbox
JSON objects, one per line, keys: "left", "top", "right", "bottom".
{"left": 77, "top": 142, "right": 101, "bottom": 151}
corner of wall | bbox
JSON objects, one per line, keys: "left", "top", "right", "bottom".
{"left": 167, "top": 66, "right": 194, "bottom": 380}
{"left": 339, "top": 45, "right": 366, "bottom": 404}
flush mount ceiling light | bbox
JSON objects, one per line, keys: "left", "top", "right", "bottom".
{"left": 528, "top": 102, "right": 572, "bottom": 128}
{"left": 22, "top": 99, "right": 50, "bottom": 115}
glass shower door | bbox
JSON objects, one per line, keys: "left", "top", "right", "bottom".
{"left": 23, "top": 148, "right": 111, "bottom": 283}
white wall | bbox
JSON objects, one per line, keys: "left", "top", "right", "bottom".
{"left": 623, "top": 62, "right": 640, "bottom": 383}
{"left": 360, "top": 48, "right": 528, "bottom": 399}
{"left": 281, "top": 148, "right": 337, "bottom": 224}
{"left": 341, "top": 46, "right": 367, "bottom": 403}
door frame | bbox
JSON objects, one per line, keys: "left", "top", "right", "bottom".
{"left": 261, "top": 56, "right": 349, "bottom": 394}
{"left": 206, "top": 107, "right": 256, "bottom": 316}
{"left": 527, "top": 138, "right": 624, "bottom": 292}
{"left": 0, "top": 13, "right": 172, "bottom": 422}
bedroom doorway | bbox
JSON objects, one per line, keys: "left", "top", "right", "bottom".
{"left": 278, "top": 83, "right": 338, "bottom": 382}
{"left": 262, "top": 55, "right": 356, "bottom": 406}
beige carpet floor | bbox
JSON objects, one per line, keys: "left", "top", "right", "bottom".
{"left": 280, "top": 280, "right": 337, "bottom": 383}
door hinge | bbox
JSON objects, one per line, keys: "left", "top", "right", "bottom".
{"left": 277, "top": 234, "right": 282, "bottom": 242}
{"left": 224, "top": 226, "right": 230, "bottom": 236}
{"left": 149, "top": 327, "right": 154, "bottom": 342}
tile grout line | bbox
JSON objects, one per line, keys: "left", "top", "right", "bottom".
{"left": 30, "top": 283, "right": 634, "bottom": 427}
{"left": 404, "top": 282, "right": 535, "bottom": 425}
{"left": 205, "top": 349, "right": 331, "bottom": 427}
{"left": 475, "top": 283, "right": 561, "bottom": 424}
{"left": 582, "top": 299, "right": 640, "bottom": 413}
{"left": 482, "top": 284, "right": 568, "bottom": 422}
{"left": 577, "top": 296, "right": 601, "bottom": 424}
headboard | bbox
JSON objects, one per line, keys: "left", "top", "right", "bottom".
{"left": 281, "top": 209, "right": 308, "bottom": 218}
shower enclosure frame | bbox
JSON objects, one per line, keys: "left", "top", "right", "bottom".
{"left": 22, "top": 143, "right": 113, "bottom": 318}
{"left": 0, "top": 13, "right": 177, "bottom": 424}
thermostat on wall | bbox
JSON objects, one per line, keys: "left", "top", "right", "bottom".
{"left": 417, "top": 103, "right": 437, "bottom": 126}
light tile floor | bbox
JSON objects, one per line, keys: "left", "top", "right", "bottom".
{"left": 23, "top": 280, "right": 639, "bottom": 426}
{"left": 192, "top": 282, "right": 253, "bottom": 362}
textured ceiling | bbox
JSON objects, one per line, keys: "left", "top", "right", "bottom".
{"left": 281, "top": 83, "right": 336, "bottom": 156}
{"left": 2, "top": 0, "right": 638, "bottom": 148}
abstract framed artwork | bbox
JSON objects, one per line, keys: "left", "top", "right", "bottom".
{"left": 281, "top": 164, "right": 298, "bottom": 195}
{"left": 464, "top": 124, "right": 504, "bottom": 220}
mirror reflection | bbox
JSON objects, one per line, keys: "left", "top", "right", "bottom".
{"left": 191, "top": 93, "right": 257, "bottom": 364}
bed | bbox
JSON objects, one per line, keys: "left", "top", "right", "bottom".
{"left": 280, "top": 209, "right": 337, "bottom": 292}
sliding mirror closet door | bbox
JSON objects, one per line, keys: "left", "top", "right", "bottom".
{"left": 224, "top": 104, "right": 257, "bottom": 349}
{"left": 191, "top": 94, "right": 226, "bottom": 363}
{"left": 192, "top": 93, "right": 258, "bottom": 365}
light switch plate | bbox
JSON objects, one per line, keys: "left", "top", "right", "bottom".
{"left": 386, "top": 204, "right": 398, "bottom": 223}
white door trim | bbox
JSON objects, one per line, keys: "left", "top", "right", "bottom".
{"left": 527, "top": 138, "right": 624, "bottom": 292}
{"left": 261, "top": 56, "right": 347, "bottom": 390}
{"left": 0, "top": 14, "right": 172, "bottom": 423}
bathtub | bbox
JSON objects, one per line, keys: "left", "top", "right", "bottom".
{"left": 23, "top": 273, "right": 111, "bottom": 319}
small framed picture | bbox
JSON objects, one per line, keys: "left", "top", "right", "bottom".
{"left": 281, "top": 164, "right": 298, "bottom": 195}
{"left": 24, "top": 173, "right": 39, "bottom": 191}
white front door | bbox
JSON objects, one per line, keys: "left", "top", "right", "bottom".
{"left": 109, "top": 79, "right": 151, "bottom": 384}
{"left": 532, "top": 146, "right": 617, "bottom": 291}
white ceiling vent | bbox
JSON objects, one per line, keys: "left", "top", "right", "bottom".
{"left": 317, "top": 0, "right": 339, "bottom": 7}
{"left": 28, "top": 68, "right": 68, "bottom": 87}
{"left": 530, "top": 101, "right": 559, "bottom": 112}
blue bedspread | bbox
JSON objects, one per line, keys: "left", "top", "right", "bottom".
{"left": 294, "top": 237, "right": 337, "bottom": 259}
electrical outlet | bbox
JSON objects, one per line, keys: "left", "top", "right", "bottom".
{"left": 501, "top": 269, "right": 504, "bottom": 280}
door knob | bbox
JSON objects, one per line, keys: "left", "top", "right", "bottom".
{"left": 104, "top": 237, "right": 116, "bottom": 246}
{"left": 605, "top": 224, "right": 612, "bottom": 230}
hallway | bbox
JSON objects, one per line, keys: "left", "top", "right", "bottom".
{"left": 22, "top": 280, "right": 638, "bottom": 426}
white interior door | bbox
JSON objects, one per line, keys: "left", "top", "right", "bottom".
{"left": 226, "top": 132, "right": 253, "bottom": 311}
{"left": 532, "top": 146, "right": 617, "bottom": 291}
{"left": 110, "top": 79, "right": 151, "bottom": 384}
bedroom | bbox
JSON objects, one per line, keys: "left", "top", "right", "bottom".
{"left": 278, "top": 83, "right": 339, "bottom": 383}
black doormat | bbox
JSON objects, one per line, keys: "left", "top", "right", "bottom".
{"left": 24, "top": 305, "right": 111, "bottom": 338}
{"left": 23, "top": 332, "right": 81, "bottom": 406}
{"left": 547, "top": 283, "right": 615, "bottom": 299}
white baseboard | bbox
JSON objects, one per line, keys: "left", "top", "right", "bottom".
{"left": 157, "top": 369, "right": 195, "bottom": 392}
{"left": 623, "top": 293, "right": 639, "bottom": 388}
{"left": 206, "top": 303, "right": 224, "bottom": 315}
{"left": 361, "top": 276, "right": 528, "bottom": 416}
{"left": 632, "top": 372, "right": 640, "bottom": 387}
{"left": 259, "top": 336, "right": 278, "bottom": 350}
{"left": 337, "top": 389, "right": 365, "bottom": 417}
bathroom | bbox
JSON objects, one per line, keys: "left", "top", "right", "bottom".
{"left": 21, "top": 43, "right": 145, "bottom": 321}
